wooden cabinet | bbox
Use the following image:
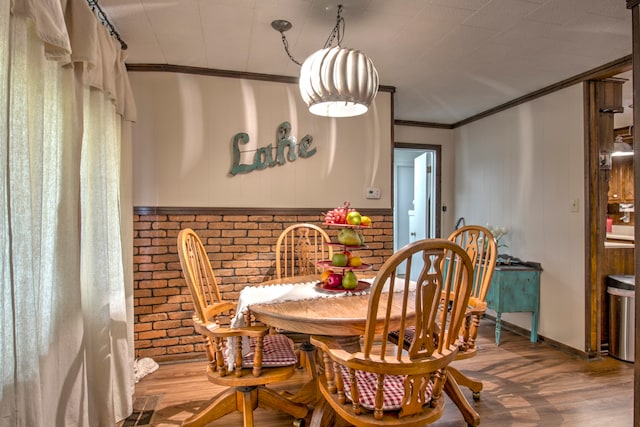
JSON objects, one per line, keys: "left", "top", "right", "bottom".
{"left": 485, "top": 264, "right": 541, "bottom": 345}
{"left": 608, "top": 155, "right": 634, "bottom": 203}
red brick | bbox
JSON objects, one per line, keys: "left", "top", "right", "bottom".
{"left": 134, "top": 322, "right": 152, "bottom": 332}
{"left": 234, "top": 252, "right": 258, "bottom": 260}
{"left": 139, "top": 230, "right": 167, "bottom": 238}
{"left": 168, "top": 311, "right": 192, "bottom": 320}
{"left": 153, "top": 303, "right": 181, "bottom": 312}
{"left": 221, "top": 245, "right": 246, "bottom": 252}
{"left": 221, "top": 229, "right": 247, "bottom": 237}
{"left": 209, "top": 222, "right": 234, "bottom": 230}
{"left": 140, "top": 296, "right": 167, "bottom": 305}
{"left": 223, "top": 215, "right": 248, "bottom": 222}
{"left": 134, "top": 255, "right": 153, "bottom": 264}
{"left": 134, "top": 305, "right": 153, "bottom": 315}
{"left": 180, "top": 335, "right": 205, "bottom": 344}
{"left": 134, "top": 289, "right": 152, "bottom": 298}
{"left": 195, "top": 215, "right": 223, "bottom": 222}
{"left": 153, "top": 286, "right": 179, "bottom": 296}
{"left": 140, "top": 215, "right": 168, "bottom": 222}
{"left": 134, "top": 238, "right": 151, "bottom": 246}
{"left": 168, "top": 215, "right": 195, "bottom": 222}
{"left": 139, "top": 313, "right": 168, "bottom": 322}
{"left": 152, "top": 270, "right": 180, "bottom": 280}
{"left": 135, "top": 340, "right": 152, "bottom": 349}
{"left": 152, "top": 338, "right": 180, "bottom": 347}
{"left": 168, "top": 327, "right": 194, "bottom": 337}
{"left": 248, "top": 230, "right": 272, "bottom": 237}
{"left": 140, "top": 243, "right": 169, "bottom": 255}
{"left": 139, "top": 330, "right": 167, "bottom": 340}
{"left": 139, "top": 280, "right": 169, "bottom": 289}
{"left": 167, "top": 345, "right": 195, "bottom": 354}
{"left": 137, "top": 348, "right": 167, "bottom": 358}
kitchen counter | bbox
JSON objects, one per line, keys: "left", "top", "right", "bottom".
{"left": 605, "top": 241, "right": 634, "bottom": 248}
{"left": 606, "top": 225, "right": 634, "bottom": 248}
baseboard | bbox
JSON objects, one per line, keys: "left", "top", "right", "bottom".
{"left": 482, "top": 315, "right": 594, "bottom": 360}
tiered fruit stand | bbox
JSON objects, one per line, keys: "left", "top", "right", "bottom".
{"left": 316, "top": 204, "right": 373, "bottom": 293}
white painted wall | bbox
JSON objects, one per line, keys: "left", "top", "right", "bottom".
{"left": 453, "top": 84, "right": 586, "bottom": 351}
{"left": 129, "top": 72, "right": 392, "bottom": 209}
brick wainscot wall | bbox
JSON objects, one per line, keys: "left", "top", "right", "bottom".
{"left": 133, "top": 207, "right": 394, "bottom": 361}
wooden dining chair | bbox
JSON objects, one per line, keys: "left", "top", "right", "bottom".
{"left": 177, "top": 228, "right": 308, "bottom": 427}
{"left": 310, "top": 239, "right": 474, "bottom": 427}
{"left": 388, "top": 225, "right": 497, "bottom": 426}
{"left": 275, "top": 223, "right": 333, "bottom": 279}
{"left": 275, "top": 223, "right": 333, "bottom": 373}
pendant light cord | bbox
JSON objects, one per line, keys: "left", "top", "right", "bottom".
{"left": 87, "top": 0, "right": 128, "bottom": 50}
{"left": 323, "top": 5, "right": 345, "bottom": 49}
{"left": 275, "top": 4, "right": 347, "bottom": 67}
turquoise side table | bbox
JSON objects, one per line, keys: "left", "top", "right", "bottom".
{"left": 485, "top": 263, "right": 542, "bottom": 345}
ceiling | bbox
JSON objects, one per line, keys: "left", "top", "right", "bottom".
{"left": 99, "top": 0, "right": 633, "bottom": 125}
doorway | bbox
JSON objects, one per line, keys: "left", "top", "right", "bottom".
{"left": 393, "top": 144, "right": 441, "bottom": 279}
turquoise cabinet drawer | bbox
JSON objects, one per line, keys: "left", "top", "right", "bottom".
{"left": 486, "top": 265, "right": 541, "bottom": 345}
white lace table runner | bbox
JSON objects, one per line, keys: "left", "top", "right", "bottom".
{"left": 227, "top": 277, "right": 415, "bottom": 369}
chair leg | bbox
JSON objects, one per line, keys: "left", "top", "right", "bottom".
{"left": 181, "top": 388, "right": 238, "bottom": 427}
{"left": 257, "top": 386, "right": 310, "bottom": 420}
{"left": 448, "top": 366, "right": 483, "bottom": 396}
{"left": 237, "top": 387, "right": 258, "bottom": 427}
{"left": 300, "top": 341, "right": 318, "bottom": 380}
{"left": 444, "top": 369, "right": 480, "bottom": 427}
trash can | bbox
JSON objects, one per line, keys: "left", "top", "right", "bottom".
{"left": 607, "top": 275, "right": 634, "bottom": 362}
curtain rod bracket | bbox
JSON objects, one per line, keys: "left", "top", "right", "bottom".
{"left": 87, "top": 0, "right": 128, "bottom": 50}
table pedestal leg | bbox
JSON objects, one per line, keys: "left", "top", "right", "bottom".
{"left": 287, "top": 342, "right": 318, "bottom": 406}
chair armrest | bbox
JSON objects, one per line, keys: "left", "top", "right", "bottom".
{"left": 464, "top": 299, "right": 487, "bottom": 317}
{"left": 193, "top": 322, "right": 268, "bottom": 339}
{"left": 311, "top": 335, "right": 458, "bottom": 375}
{"left": 203, "top": 302, "right": 237, "bottom": 320}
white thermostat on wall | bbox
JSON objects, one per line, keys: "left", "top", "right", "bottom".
{"left": 366, "top": 187, "right": 381, "bottom": 199}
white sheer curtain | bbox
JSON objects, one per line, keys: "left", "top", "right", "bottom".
{"left": 1, "top": 0, "right": 136, "bottom": 425}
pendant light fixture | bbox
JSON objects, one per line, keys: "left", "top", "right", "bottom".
{"left": 272, "top": 5, "right": 378, "bottom": 118}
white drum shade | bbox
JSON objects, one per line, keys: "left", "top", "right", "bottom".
{"left": 299, "top": 46, "right": 379, "bottom": 118}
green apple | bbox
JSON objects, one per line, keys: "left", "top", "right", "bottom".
{"left": 331, "top": 253, "right": 348, "bottom": 267}
{"left": 346, "top": 211, "right": 362, "bottom": 225}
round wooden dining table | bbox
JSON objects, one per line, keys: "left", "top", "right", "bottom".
{"left": 248, "top": 274, "right": 413, "bottom": 351}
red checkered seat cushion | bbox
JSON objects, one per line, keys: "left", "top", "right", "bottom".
{"left": 240, "top": 334, "right": 297, "bottom": 368}
{"left": 338, "top": 365, "right": 434, "bottom": 411}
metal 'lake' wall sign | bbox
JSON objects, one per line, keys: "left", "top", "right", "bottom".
{"left": 230, "top": 122, "right": 316, "bottom": 176}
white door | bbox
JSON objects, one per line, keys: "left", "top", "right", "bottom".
{"left": 393, "top": 147, "right": 438, "bottom": 280}
{"left": 408, "top": 152, "right": 435, "bottom": 280}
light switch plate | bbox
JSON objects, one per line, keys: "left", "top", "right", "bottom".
{"left": 366, "top": 187, "right": 381, "bottom": 199}
{"left": 570, "top": 198, "right": 579, "bottom": 212}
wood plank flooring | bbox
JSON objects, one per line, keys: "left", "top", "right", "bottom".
{"left": 125, "top": 319, "right": 633, "bottom": 426}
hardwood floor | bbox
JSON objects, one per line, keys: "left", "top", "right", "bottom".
{"left": 125, "top": 319, "right": 633, "bottom": 426}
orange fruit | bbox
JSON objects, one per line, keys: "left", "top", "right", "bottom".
{"left": 349, "top": 256, "right": 363, "bottom": 267}
{"left": 321, "top": 270, "right": 333, "bottom": 282}
{"left": 360, "top": 216, "right": 371, "bottom": 226}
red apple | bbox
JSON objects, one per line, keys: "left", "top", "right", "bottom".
{"left": 326, "top": 273, "right": 343, "bottom": 288}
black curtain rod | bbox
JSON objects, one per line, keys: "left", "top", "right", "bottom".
{"left": 87, "top": 0, "right": 127, "bottom": 50}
